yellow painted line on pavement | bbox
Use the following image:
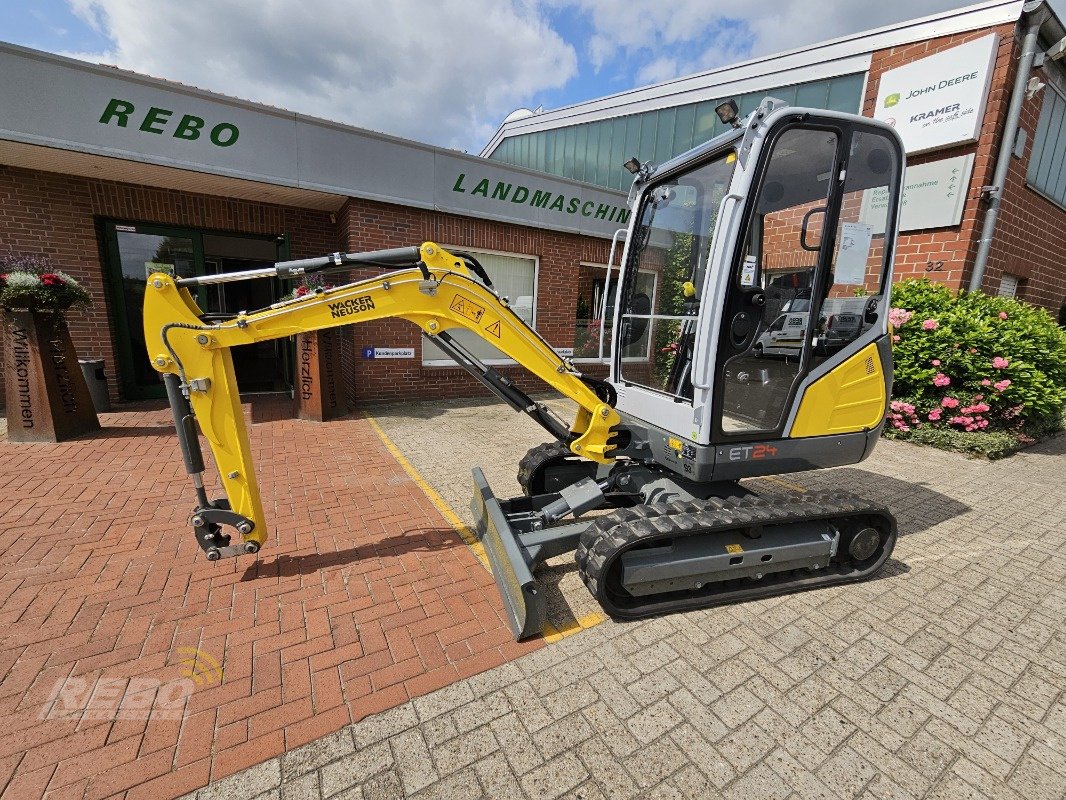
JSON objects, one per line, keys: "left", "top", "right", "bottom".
{"left": 364, "top": 412, "right": 606, "bottom": 643}
{"left": 542, "top": 611, "right": 607, "bottom": 643}
{"left": 364, "top": 413, "right": 489, "bottom": 570}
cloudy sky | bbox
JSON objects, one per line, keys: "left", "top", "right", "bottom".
{"left": 1, "top": 1, "right": 1004, "bottom": 151}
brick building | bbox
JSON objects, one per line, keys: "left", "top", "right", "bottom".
{"left": 3, "top": 0, "right": 1066, "bottom": 413}
{"left": 484, "top": 0, "right": 1066, "bottom": 314}
{"left": 0, "top": 43, "right": 626, "bottom": 408}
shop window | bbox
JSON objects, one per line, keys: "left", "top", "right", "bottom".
{"left": 1026, "top": 82, "right": 1066, "bottom": 209}
{"left": 573, "top": 263, "right": 656, "bottom": 362}
{"left": 422, "top": 249, "right": 537, "bottom": 366}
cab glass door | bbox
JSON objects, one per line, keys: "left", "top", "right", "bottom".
{"left": 716, "top": 126, "right": 840, "bottom": 436}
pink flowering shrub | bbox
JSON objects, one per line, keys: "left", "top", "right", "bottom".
{"left": 886, "top": 279, "right": 1066, "bottom": 440}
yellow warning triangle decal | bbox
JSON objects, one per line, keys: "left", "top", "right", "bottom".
{"left": 485, "top": 320, "right": 501, "bottom": 338}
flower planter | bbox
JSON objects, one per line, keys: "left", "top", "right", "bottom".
{"left": 294, "top": 328, "right": 346, "bottom": 422}
{"left": 3, "top": 309, "right": 100, "bottom": 442}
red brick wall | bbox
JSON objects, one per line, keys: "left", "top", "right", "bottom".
{"left": 862, "top": 24, "right": 1020, "bottom": 292}
{"left": 0, "top": 167, "right": 612, "bottom": 409}
{"left": 0, "top": 166, "right": 334, "bottom": 406}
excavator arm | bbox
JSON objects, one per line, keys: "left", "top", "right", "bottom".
{"left": 143, "top": 242, "right": 620, "bottom": 559}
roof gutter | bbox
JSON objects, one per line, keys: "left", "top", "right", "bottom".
{"left": 968, "top": 0, "right": 1049, "bottom": 292}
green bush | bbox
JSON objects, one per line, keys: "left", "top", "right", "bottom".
{"left": 886, "top": 279, "right": 1066, "bottom": 438}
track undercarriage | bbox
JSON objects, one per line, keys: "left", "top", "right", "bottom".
{"left": 474, "top": 444, "right": 897, "bottom": 641}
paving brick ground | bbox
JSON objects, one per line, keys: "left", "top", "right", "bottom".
{"left": 186, "top": 397, "right": 1064, "bottom": 800}
{"left": 0, "top": 398, "right": 538, "bottom": 800}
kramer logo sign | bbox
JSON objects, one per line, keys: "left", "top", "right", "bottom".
{"left": 873, "top": 34, "right": 997, "bottom": 154}
{"left": 451, "top": 173, "right": 631, "bottom": 226}
{"left": 98, "top": 97, "right": 240, "bottom": 147}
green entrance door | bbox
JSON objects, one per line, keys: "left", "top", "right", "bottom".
{"left": 103, "top": 222, "right": 291, "bottom": 400}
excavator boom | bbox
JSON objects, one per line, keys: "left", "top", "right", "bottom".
{"left": 144, "top": 242, "right": 619, "bottom": 559}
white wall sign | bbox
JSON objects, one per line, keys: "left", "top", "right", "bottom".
{"left": 860, "top": 153, "right": 975, "bottom": 233}
{"left": 361, "top": 347, "right": 415, "bottom": 359}
{"left": 873, "top": 34, "right": 998, "bottom": 154}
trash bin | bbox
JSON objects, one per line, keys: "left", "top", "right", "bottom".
{"left": 78, "top": 359, "right": 112, "bottom": 413}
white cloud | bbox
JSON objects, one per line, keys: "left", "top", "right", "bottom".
{"left": 62, "top": 0, "right": 577, "bottom": 151}
{"left": 558, "top": 0, "right": 979, "bottom": 84}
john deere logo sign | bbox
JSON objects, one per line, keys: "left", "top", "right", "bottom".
{"left": 452, "top": 173, "right": 630, "bottom": 225}
{"left": 98, "top": 98, "right": 240, "bottom": 147}
{"left": 873, "top": 34, "right": 997, "bottom": 154}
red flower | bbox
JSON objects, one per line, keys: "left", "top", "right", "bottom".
{"left": 40, "top": 273, "right": 64, "bottom": 287}
{"left": 295, "top": 286, "right": 309, "bottom": 297}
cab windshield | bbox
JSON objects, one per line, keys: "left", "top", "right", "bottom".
{"left": 617, "top": 150, "right": 737, "bottom": 399}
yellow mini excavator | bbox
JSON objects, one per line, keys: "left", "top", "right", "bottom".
{"left": 144, "top": 98, "right": 906, "bottom": 639}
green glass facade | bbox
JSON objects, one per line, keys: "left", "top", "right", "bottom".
{"left": 487, "top": 73, "right": 866, "bottom": 191}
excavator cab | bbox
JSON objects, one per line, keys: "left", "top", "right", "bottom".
{"left": 144, "top": 98, "right": 906, "bottom": 641}
{"left": 611, "top": 103, "right": 903, "bottom": 457}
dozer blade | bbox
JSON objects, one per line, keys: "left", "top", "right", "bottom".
{"left": 470, "top": 467, "right": 593, "bottom": 641}
{"left": 471, "top": 468, "right": 547, "bottom": 640}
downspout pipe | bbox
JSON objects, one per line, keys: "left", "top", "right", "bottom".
{"left": 969, "top": 1, "right": 1047, "bottom": 293}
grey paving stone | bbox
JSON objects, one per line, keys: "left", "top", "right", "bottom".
{"left": 429, "top": 724, "right": 499, "bottom": 776}
{"left": 199, "top": 760, "right": 282, "bottom": 800}
{"left": 490, "top": 713, "right": 546, "bottom": 777}
{"left": 360, "top": 770, "right": 404, "bottom": 800}
{"left": 389, "top": 729, "right": 438, "bottom": 794}
{"left": 624, "top": 697, "right": 683, "bottom": 744}
{"left": 283, "top": 729, "right": 356, "bottom": 778}
{"left": 319, "top": 743, "right": 394, "bottom": 798}
{"left": 413, "top": 681, "right": 475, "bottom": 723}
{"left": 409, "top": 770, "right": 482, "bottom": 800}
{"left": 471, "top": 751, "right": 524, "bottom": 800}
{"left": 532, "top": 712, "right": 594, "bottom": 759}
{"left": 518, "top": 751, "right": 589, "bottom": 800}
{"left": 189, "top": 401, "right": 1066, "bottom": 800}
{"left": 281, "top": 772, "right": 321, "bottom": 800}
{"left": 721, "top": 763, "right": 789, "bottom": 800}
{"left": 351, "top": 703, "right": 418, "bottom": 748}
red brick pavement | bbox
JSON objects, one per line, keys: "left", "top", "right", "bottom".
{"left": 0, "top": 398, "right": 539, "bottom": 799}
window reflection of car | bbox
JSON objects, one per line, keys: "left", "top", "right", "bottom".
{"left": 820, "top": 312, "right": 862, "bottom": 353}
{"left": 754, "top": 313, "right": 806, "bottom": 357}
{"left": 816, "top": 298, "right": 870, "bottom": 354}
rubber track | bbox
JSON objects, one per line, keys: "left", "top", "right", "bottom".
{"left": 575, "top": 490, "right": 896, "bottom": 620}
{"left": 516, "top": 441, "right": 579, "bottom": 497}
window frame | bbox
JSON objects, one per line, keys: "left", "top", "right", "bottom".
{"left": 572, "top": 261, "right": 658, "bottom": 365}
{"left": 1026, "top": 76, "right": 1066, "bottom": 212}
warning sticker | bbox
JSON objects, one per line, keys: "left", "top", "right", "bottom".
{"left": 450, "top": 294, "right": 485, "bottom": 323}
{"left": 484, "top": 320, "right": 501, "bottom": 338}
{"left": 725, "top": 544, "right": 744, "bottom": 554}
